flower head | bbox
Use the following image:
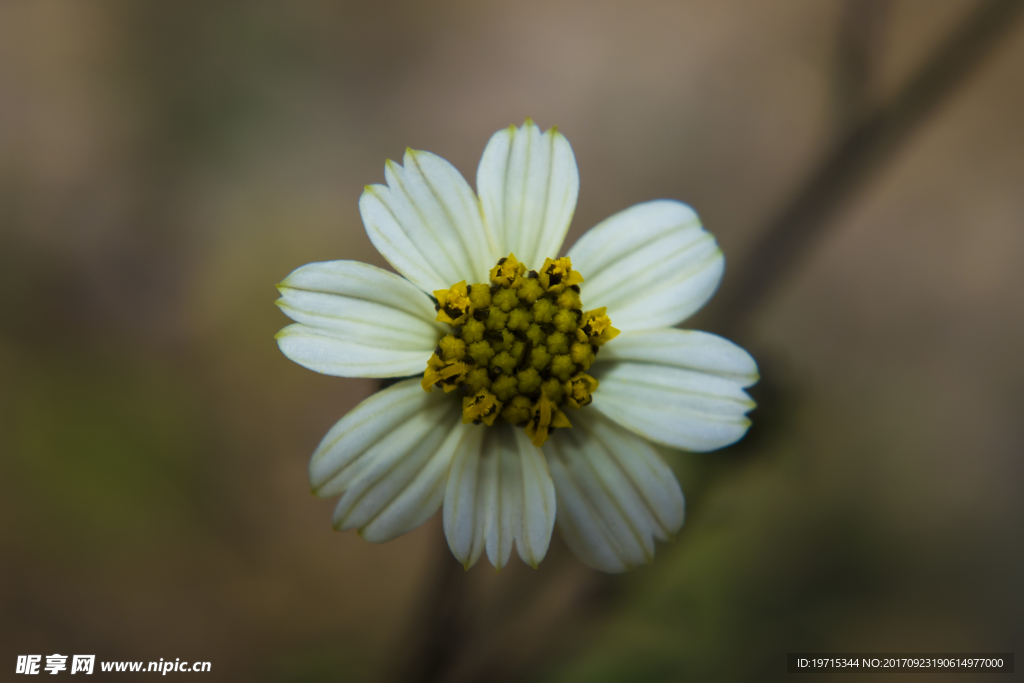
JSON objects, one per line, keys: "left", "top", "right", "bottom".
{"left": 275, "top": 121, "right": 758, "bottom": 572}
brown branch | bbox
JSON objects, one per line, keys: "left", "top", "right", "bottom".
{"left": 714, "top": 0, "right": 1024, "bottom": 338}
{"left": 834, "top": 0, "right": 888, "bottom": 131}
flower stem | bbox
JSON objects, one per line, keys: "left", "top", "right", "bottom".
{"left": 389, "top": 535, "right": 468, "bottom": 683}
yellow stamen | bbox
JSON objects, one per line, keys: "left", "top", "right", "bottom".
{"left": 422, "top": 353, "right": 469, "bottom": 392}
{"left": 422, "top": 256, "right": 616, "bottom": 445}
{"left": 578, "top": 307, "right": 620, "bottom": 346}
{"left": 525, "top": 391, "right": 572, "bottom": 448}
{"left": 538, "top": 257, "right": 584, "bottom": 293}
{"left": 433, "top": 281, "right": 473, "bottom": 325}
{"left": 462, "top": 390, "right": 502, "bottom": 426}
{"left": 489, "top": 253, "right": 525, "bottom": 288}
{"left": 564, "top": 372, "right": 599, "bottom": 409}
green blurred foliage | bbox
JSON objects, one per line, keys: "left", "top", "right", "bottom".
{"left": 9, "top": 343, "right": 203, "bottom": 549}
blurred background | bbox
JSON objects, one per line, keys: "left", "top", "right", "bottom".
{"left": 2, "top": 0, "right": 1022, "bottom": 680}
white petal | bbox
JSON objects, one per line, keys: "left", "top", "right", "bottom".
{"left": 360, "top": 149, "right": 497, "bottom": 293}
{"left": 482, "top": 433, "right": 515, "bottom": 568}
{"left": 334, "top": 411, "right": 471, "bottom": 543}
{"left": 477, "top": 121, "right": 579, "bottom": 267}
{"left": 545, "top": 411, "right": 684, "bottom": 573}
{"left": 513, "top": 428, "right": 559, "bottom": 567}
{"left": 276, "top": 260, "right": 444, "bottom": 377}
{"left": 592, "top": 361, "right": 755, "bottom": 452}
{"left": 598, "top": 329, "right": 759, "bottom": 387}
{"left": 443, "top": 424, "right": 556, "bottom": 570}
{"left": 310, "top": 378, "right": 454, "bottom": 498}
{"left": 442, "top": 425, "right": 488, "bottom": 568}
{"left": 568, "top": 200, "right": 724, "bottom": 331}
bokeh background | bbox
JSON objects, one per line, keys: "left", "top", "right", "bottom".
{"left": 2, "top": 0, "right": 1022, "bottom": 681}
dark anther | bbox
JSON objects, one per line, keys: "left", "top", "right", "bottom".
{"left": 571, "top": 308, "right": 583, "bottom": 316}
{"left": 548, "top": 270, "right": 563, "bottom": 286}
{"left": 570, "top": 284, "right": 580, "bottom": 293}
{"left": 473, "top": 308, "right": 490, "bottom": 321}
{"left": 484, "top": 330, "right": 504, "bottom": 342}
{"left": 473, "top": 419, "right": 482, "bottom": 425}
{"left": 444, "top": 304, "right": 463, "bottom": 319}
{"left": 452, "top": 325, "right": 462, "bottom": 336}
{"left": 528, "top": 270, "right": 538, "bottom": 279}
{"left": 490, "top": 283, "right": 501, "bottom": 294}
{"left": 591, "top": 344, "right": 599, "bottom": 355}
{"left": 434, "top": 303, "right": 441, "bottom": 311}
{"left": 517, "top": 340, "right": 534, "bottom": 370}
{"left": 582, "top": 322, "right": 595, "bottom": 336}
{"left": 435, "top": 345, "right": 443, "bottom": 357}
{"left": 497, "top": 257, "right": 507, "bottom": 265}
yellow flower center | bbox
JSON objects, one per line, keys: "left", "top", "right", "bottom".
{"left": 422, "top": 253, "right": 619, "bottom": 447}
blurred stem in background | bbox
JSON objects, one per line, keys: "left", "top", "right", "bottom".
{"left": 395, "top": 1, "right": 1024, "bottom": 681}
{"left": 834, "top": 0, "right": 889, "bottom": 134}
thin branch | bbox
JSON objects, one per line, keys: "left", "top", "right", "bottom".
{"left": 389, "top": 547, "right": 468, "bottom": 683}
{"left": 714, "top": 0, "right": 1024, "bottom": 338}
{"left": 834, "top": 0, "right": 888, "bottom": 131}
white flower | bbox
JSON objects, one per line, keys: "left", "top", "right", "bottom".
{"left": 275, "top": 121, "right": 758, "bottom": 573}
